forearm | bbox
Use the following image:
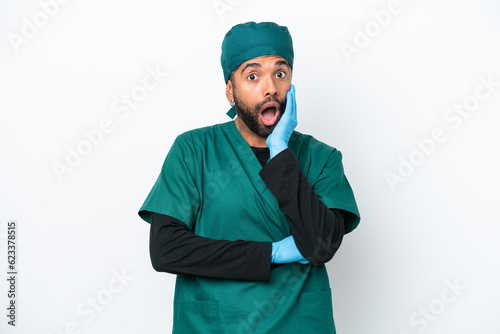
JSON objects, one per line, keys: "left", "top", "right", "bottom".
{"left": 150, "top": 212, "right": 272, "bottom": 281}
{"left": 259, "top": 149, "right": 345, "bottom": 265}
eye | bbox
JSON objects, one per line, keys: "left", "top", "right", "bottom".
{"left": 276, "top": 71, "right": 286, "bottom": 78}
{"left": 247, "top": 73, "right": 257, "bottom": 81}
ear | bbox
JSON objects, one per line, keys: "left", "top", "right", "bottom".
{"left": 225, "top": 80, "right": 234, "bottom": 103}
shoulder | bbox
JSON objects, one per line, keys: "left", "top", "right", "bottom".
{"left": 290, "top": 130, "right": 341, "bottom": 163}
{"left": 160, "top": 123, "right": 222, "bottom": 166}
{"left": 175, "top": 123, "right": 221, "bottom": 141}
{"left": 174, "top": 122, "right": 228, "bottom": 147}
{"left": 167, "top": 122, "right": 226, "bottom": 157}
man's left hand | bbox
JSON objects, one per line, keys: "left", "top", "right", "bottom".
{"left": 267, "top": 84, "right": 297, "bottom": 159}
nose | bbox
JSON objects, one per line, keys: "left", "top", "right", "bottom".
{"left": 262, "top": 76, "right": 278, "bottom": 97}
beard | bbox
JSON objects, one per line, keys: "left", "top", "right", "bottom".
{"left": 233, "top": 93, "right": 287, "bottom": 138}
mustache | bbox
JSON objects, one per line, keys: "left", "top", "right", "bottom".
{"left": 255, "top": 96, "right": 284, "bottom": 113}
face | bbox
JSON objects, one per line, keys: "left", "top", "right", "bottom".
{"left": 226, "top": 56, "right": 292, "bottom": 138}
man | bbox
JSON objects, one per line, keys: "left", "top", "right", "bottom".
{"left": 138, "top": 21, "right": 360, "bottom": 334}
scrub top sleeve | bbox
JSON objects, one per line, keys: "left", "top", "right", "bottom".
{"left": 138, "top": 134, "right": 201, "bottom": 229}
{"left": 313, "top": 149, "right": 360, "bottom": 234}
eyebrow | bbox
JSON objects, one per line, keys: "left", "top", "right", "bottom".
{"left": 239, "top": 60, "right": 291, "bottom": 74}
{"left": 275, "top": 60, "right": 290, "bottom": 68}
{"left": 240, "top": 62, "right": 260, "bottom": 74}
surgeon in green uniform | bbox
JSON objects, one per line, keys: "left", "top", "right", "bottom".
{"left": 139, "top": 21, "right": 360, "bottom": 334}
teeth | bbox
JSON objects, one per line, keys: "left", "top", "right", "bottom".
{"left": 262, "top": 104, "right": 277, "bottom": 112}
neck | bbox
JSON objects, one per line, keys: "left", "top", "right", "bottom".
{"left": 234, "top": 117, "right": 267, "bottom": 148}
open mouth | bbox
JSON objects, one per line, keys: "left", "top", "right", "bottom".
{"left": 259, "top": 102, "right": 280, "bottom": 126}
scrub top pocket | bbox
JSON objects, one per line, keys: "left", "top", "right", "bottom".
{"left": 172, "top": 299, "right": 218, "bottom": 334}
{"left": 299, "top": 289, "right": 335, "bottom": 334}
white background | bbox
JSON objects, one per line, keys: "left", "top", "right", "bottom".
{"left": 1, "top": 0, "right": 499, "bottom": 333}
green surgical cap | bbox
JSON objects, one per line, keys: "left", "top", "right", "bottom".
{"left": 221, "top": 21, "right": 294, "bottom": 118}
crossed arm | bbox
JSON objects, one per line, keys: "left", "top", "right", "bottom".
{"left": 149, "top": 148, "right": 345, "bottom": 281}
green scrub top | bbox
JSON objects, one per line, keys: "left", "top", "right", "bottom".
{"left": 139, "top": 120, "right": 360, "bottom": 334}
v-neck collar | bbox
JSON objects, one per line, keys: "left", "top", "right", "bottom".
{"left": 221, "top": 121, "right": 269, "bottom": 194}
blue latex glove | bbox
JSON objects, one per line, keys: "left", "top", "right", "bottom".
{"left": 266, "top": 84, "right": 297, "bottom": 159}
{"left": 271, "top": 235, "right": 309, "bottom": 264}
